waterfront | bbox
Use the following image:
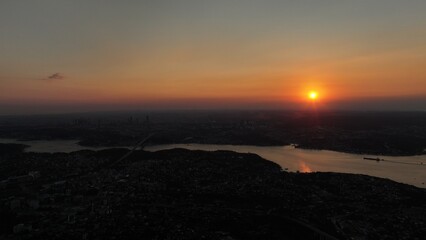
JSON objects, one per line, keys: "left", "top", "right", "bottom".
{"left": 146, "top": 144, "right": 426, "bottom": 188}
{"left": 0, "top": 139, "right": 425, "bottom": 187}
{"left": 0, "top": 138, "right": 122, "bottom": 152}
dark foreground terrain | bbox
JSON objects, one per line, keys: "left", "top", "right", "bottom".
{"left": 1, "top": 144, "right": 425, "bottom": 239}
{"left": 1, "top": 111, "right": 426, "bottom": 156}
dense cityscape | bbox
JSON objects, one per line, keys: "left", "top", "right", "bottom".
{"left": 2, "top": 1, "right": 426, "bottom": 239}
{"left": 1, "top": 111, "right": 425, "bottom": 239}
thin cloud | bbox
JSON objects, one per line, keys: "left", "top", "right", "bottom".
{"left": 45, "top": 73, "right": 65, "bottom": 80}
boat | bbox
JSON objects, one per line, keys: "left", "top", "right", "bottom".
{"left": 363, "top": 157, "right": 383, "bottom": 162}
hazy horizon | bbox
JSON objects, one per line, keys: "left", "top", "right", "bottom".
{"left": 1, "top": 0, "right": 426, "bottom": 115}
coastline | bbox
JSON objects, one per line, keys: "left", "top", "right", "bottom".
{"left": 1, "top": 141, "right": 425, "bottom": 188}
{"left": 1, "top": 146, "right": 425, "bottom": 239}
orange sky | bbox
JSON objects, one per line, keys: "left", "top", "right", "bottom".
{"left": 1, "top": 1, "right": 426, "bottom": 114}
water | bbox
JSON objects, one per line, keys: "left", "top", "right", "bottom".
{"left": 0, "top": 138, "right": 118, "bottom": 152}
{"left": 145, "top": 144, "right": 426, "bottom": 188}
{"left": 1, "top": 139, "right": 425, "bottom": 188}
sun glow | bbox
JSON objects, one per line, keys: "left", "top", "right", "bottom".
{"left": 308, "top": 91, "right": 318, "bottom": 100}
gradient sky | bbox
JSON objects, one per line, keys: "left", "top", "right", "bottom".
{"left": 1, "top": 0, "right": 426, "bottom": 114}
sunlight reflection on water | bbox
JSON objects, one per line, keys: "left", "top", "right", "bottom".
{"left": 0, "top": 139, "right": 425, "bottom": 188}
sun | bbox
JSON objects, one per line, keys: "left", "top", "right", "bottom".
{"left": 308, "top": 91, "right": 318, "bottom": 100}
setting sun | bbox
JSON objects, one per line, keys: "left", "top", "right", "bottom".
{"left": 309, "top": 91, "right": 318, "bottom": 100}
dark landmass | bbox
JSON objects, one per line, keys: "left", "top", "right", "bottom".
{"left": 1, "top": 144, "right": 425, "bottom": 239}
{"left": 1, "top": 110, "right": 426, "bottom": 156}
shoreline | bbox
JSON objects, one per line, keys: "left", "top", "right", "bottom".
{"left": 1, "top": 142, "right": 425, "bottom": 188}
{"left": 1, "top": 147, "right": 425, "bottom": 239}
{"left": 1, "top": 137, "right": 425, "bottom": 157}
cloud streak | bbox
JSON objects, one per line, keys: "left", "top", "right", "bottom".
{"left": 45, "top": 73, "right": 65, "bottom": 80}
